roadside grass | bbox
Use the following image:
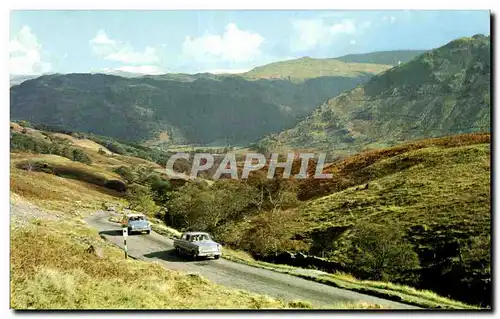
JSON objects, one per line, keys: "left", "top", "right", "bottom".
{"left": 219, "top": 248, "right": 478, "bottom": 309}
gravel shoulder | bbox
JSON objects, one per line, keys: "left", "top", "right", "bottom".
{"left": 85, "top": 210, "right": 419, "bottom": 309}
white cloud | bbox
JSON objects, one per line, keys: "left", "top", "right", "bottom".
{"left": 331, "top": 19, "right": 357, "bottom": 35}
{"left": 89, "top": 30, "right": 159, "bottom": 65}
{"left": 94, "top": 65, "right": 167, "bottom": 77}
{"left": 102, "top": 65, "right": 165, "bottom": 75}
{"left": 182, "top": 23, "right": 265, "bottom": 63}
{"left": 291, "top": 18, "right": 364, "bottom": 52}
{"left": 9, "top": 26, "right": 51, "bottom": 75}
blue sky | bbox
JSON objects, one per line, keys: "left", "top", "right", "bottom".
{"left": 9, "top": 10, "right": 491, "bottom": 75}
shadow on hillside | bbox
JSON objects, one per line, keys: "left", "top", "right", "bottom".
{"left": 143, "top": 249, "right": 214, "bottom": 263}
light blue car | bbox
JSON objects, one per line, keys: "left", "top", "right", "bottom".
{"left": 121, "top": 213, "right": 151, "bottom": 235}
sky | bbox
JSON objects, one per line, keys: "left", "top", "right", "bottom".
{"left": 9, "top": 10, "right": 491, "bottom": 76}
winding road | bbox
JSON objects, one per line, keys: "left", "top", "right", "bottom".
{"left": 85, "top": 211, "right": 418, "bottom": 309}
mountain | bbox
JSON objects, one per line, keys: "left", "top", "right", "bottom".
{"left": 242, "top": 57, "right": 392, "bottom": 82}
{"left": 10, "top": 72, "right": 374, "bottom": 146}
{"left": 257, "top": 35, "right": 491, "bottom": 155}
{"left": 335, "top": 50, "right": 427, "bottom": 65}
{"left": 10, "top": 74, "right": 43, "bottom": 86}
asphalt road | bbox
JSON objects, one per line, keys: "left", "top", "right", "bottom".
{"left": 85, "top": 211, "right": 419, "bottom": 309}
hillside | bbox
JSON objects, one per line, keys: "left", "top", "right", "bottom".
{"left": 221, "top": 133, "right": 491, "bottom": 307}
{"left": 243, "top": 57, "right": 391, "bottom": 81}
{"left": 299, "top": 133, "right": 491, "bottom": 307}
{"left": 335, "top": 50, "right": 427, "bottom": 65}
{"left": 10, "top": 72, "right": 374, "bottom": 146}
{"left": 10, "top": 74, "right": 42, "bottom": 86}
{"left": 257, "top": 35, "right": 490, "bottom": 155}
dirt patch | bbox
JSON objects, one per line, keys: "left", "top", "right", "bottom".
{"left": 10, "top": 194, "right": 62, "bottom": 228}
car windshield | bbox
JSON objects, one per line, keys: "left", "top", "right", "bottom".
{"left": 190, "top": 234, "right": 210, "bottom": 241}
{"left": 129, "top": 216, "right": 145, "bottom": 222}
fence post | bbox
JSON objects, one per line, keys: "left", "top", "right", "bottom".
{"left": 122, "top": 226, "right": 128, "bottom": 259}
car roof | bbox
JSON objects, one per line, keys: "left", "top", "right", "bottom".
{"left": 126, "top": 213, "right": 146, "bottom": 217}
{"left": 184, "top": 232, "right": 209, "bottom": 236}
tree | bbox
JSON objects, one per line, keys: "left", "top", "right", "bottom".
{"left": 17, "top": 120, "right": 32, "bottom": 128}
{"left": 145, "top": 174, "right": 172, "bottom": 205}
{"left": 126, "top": 183, "right": 159, "bottom": 215}
{"left": 239, "top": 209, "right": 308, "bottom": 256}
{"left": 166, "top": 180, "right": 257, "bottom": 234}
{"left": 166, "top": 182, "right": 209, "bottom": 230}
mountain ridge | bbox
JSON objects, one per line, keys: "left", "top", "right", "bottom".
{"left": 256, "top": 34, "right": 490, "bottom": 155}
{"left": 10, "top": 71, "right": 374, "bottom": 145}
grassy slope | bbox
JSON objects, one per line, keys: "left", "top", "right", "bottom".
{"left": 293, "top": 134, "right": 490, "bottom": 307}
{"left": 243, "top": 57, "right": 391, "bottom": 81}
{"left": 298, "top": 133, "right": 490, "bottom": 231}
{"left": 335, "top": 50, "right": 427, "bottom": 65}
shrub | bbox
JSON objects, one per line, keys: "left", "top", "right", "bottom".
{"left": 104, "top": 180, "right": 127, "bottom": 193}
{"left": 72, "top": 149, "right": 92, "bottom": 165}
{"left": 114, "top": 166, "right": 135, "bottom": 184}
{"left": 347, "top": 222, "right": 421, "bottom": 284}
{"left": 106, "top": 142, "right": 126, "bottom": 155}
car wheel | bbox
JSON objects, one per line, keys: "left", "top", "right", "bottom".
{"left": 214, "top": 255, "right": 220, "bottom": 260}
{"left": 146, "top": 230, "right": 151, "bottom": 234}
{"left": 192, "top": 251, "right": 198, "bottom": 261}
{"left": 127, "top": 227, "right": 132, "bottom": 235}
